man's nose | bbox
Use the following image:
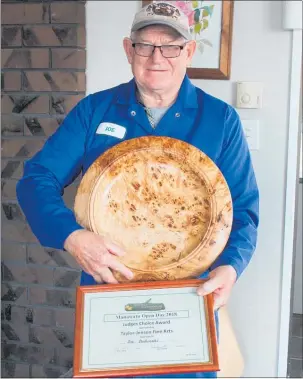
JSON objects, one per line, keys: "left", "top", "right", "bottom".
{"left": 151, "top": 47, "right": 165, "bottom": 63}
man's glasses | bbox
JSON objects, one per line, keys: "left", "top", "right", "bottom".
{"left": 131, "top": 42, "right": 187, "bottom": 58}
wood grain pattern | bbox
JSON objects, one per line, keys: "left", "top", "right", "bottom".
{"left": 74, "top": 136, "right": 232, "bottom": 282}
{"left": 73, "top": 279, "right": 219, "bottom": 378}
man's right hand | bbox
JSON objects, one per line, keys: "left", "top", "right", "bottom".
{"left": 63, "top": 229, "right": 133, "bottom": 284}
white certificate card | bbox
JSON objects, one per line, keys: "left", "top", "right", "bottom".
{"left": 81, "top": 286, "right": 210, "bottom": 370}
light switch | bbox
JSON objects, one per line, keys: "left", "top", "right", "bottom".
{"left": 236, "top": 82, "right": 263, "bottom": 109}
{"left": 242, "top": 120, "right": 260, "bottom": 150}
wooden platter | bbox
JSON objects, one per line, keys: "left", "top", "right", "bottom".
{"left": 74, "top": 136, "right": 232, "bottom": 282}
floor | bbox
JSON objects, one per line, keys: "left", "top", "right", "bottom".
{"left": 288, "top": 313, "right": 303, "bottom": 378}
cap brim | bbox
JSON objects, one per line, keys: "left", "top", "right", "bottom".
{"left": 131, "top": 20, "right": 192, "bottom": 41}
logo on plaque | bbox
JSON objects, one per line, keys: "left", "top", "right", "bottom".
{"left": 124, "top": 298, "right": 165, "bottom": 312}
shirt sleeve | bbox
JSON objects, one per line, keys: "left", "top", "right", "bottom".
{"left": 210, "top": 106, "right": 260, "bottom": 279}
{"left": 16, "top": 96, "right": 92, "bottom": 250}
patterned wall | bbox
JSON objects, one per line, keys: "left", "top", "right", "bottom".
{"left": 1, "top": 1, "right": 86, "bottom": 377}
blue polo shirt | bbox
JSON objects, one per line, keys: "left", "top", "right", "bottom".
{"left": 17, "top": 75, "right": 259, "bottom": 378}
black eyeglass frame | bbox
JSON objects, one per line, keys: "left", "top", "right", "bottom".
{"left": 131, "top": 42, "right": 188, "bottom": 58}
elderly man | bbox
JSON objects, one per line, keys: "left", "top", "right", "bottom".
{"left": 17, "top": 2, "right": 259, "bottom": 378}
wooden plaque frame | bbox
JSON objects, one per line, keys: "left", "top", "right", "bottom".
{"left": 73, "top": 279, "right": 219, "bottom": 378}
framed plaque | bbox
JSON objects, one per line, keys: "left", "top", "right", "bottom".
{"left": 73, "top": 279, "right": 219, "bottom": 377}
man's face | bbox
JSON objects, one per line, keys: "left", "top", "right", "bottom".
{"left": 123, "top": 26, "right": 196, "bottom": 92}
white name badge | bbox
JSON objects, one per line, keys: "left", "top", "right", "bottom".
{"left": 96, "top": 123, "right": 126, "bottom": 139}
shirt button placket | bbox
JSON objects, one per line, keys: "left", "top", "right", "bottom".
{"left": 175, "top": 112, "right": 181, "bottom": 118}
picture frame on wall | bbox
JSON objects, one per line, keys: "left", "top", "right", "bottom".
{"left": 142, "top": 1, "right": 234, "bottom": 80}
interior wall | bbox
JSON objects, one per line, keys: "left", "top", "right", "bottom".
{"left": 293, "top": 182, "right": 303, "bottom": 315}
{"left": 86, "top": 1, "right": 293, "bottom": 377}
{"left": 293, "top": 77, "right": 303, "bottom": 315}
{"left": 1, "top": 1, "right": 86, "bottom": 377}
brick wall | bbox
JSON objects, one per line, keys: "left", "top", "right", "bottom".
{"left": 1, "top": 1, "right": 86, "bottom": 377}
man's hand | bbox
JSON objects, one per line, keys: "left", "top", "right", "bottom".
{"left": 64, "top": 229, "right": 133, "bottom": 284}
{"left": 197, "top": 265, "right": 237, "bottom": 310}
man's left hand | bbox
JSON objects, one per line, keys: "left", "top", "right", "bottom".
{"left": 197, "top": 265, "right": 237, "bottom": 310}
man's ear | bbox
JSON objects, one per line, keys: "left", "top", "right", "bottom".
{"left": 123, "top": 38, "right": 134, "bottom": 64}
{"left": 185, "top": 40, "right": 197, "bottom": 66}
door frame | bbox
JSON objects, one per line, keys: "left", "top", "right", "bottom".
{"left": 277, "top": 28, "right": 302, "bottom": 377}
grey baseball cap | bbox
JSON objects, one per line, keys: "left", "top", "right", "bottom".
{"left": 131, "top": 2, "right": 192, "bottom": 41}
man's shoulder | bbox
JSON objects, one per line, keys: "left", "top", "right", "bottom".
{"left": 195, "top": 86, "right": 235, "bottom": 116}
{"left": 87, "top": 81, "right": 129, "bottom": 107}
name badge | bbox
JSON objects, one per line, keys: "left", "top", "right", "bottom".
{"left": 96, "top": 123, "right": 126, "bottom": 139}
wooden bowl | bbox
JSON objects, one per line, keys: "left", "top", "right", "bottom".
{"left": 74, "top": 136, "right": 232, "bottom": 282}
